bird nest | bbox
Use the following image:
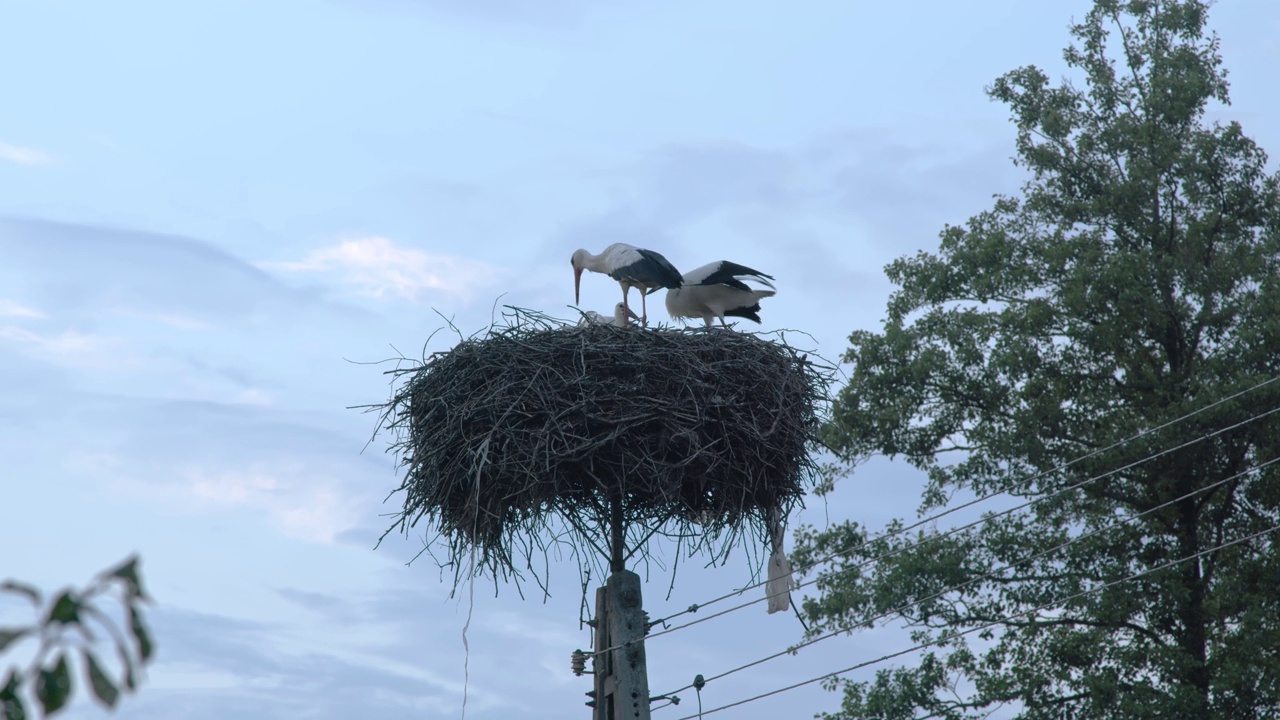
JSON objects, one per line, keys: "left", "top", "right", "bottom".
{"left": 363, "top": 308, "right": 833, "bottom": 593}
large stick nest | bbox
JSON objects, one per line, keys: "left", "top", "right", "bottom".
{"left": 366, "top": 308, "right": 833, "bottom": 591}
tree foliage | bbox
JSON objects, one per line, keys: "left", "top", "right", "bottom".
{"left": 1, "top": 556, "right": 154, "bottom": 719}
{"left": 796, "top": 1, "right": 1280, "bottom": 718}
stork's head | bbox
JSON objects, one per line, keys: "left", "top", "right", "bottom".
{"left": 570, "top": 249, "right": 589, "bottom": 304}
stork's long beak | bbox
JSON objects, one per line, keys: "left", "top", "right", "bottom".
{"left": 574, "top": 267, "right": 583, "bottom": 304}
{"left": 625, "top": 306, "right": 640, "bottom": 321}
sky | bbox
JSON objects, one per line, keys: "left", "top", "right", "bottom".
{"left": 2, "top": 1, "right": 1279, "bottom": 718}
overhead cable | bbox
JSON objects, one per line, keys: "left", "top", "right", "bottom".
{"left": 667, "top": 520, "right": 1280, "bottom": 719}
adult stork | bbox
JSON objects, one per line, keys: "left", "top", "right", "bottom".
{"left": 658, "top": 260, "right": 776, "bottom": 328}
{"left": 571, "top": 243, "right": 683, "bottom": 327}
{"left": 577, "top": 302, "right": 640, "bottom": 328}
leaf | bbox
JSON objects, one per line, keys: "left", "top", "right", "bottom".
{"left": 1, "top": 670, "right": 29, "bottom": 720}
{"left": 45, "top": 591, "right": 80, "bottom": 627}
{"left": 35, "top": 654, "right": 71, "bottom": 716}
{"left": 82, "top": 651, "right": 119, "bottom": 709}
{"left": 129, "top": 605, "right": 154, "bottom": 663}
{"left": 117, "top": 646, "right": 136, "bottom": 691}
{"left": 0, "top": 581, "right": 41, "bottom": 607}
{"left": 105, "top": 556, "right": 149, "bottom": 602}
{"left": 0, "top": 628, "right": 30, "bottom": 654}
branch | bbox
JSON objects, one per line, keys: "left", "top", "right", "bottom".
{"left": 968, "top": 612, "right": 1168, "bottom": 647}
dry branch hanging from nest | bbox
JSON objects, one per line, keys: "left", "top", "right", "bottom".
{"left": 366, "top": 308, "right": 832, "bottom": 592}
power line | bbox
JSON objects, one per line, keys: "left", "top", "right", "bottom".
{"left": 596, "top": 391, "right": 1280, "bottom": 656}
{"left": 655, "top": 453, "right": 1280, "bottom": 699}
{"left": 666, "top": 519, "right": 1280, "bottom": 719}
{"left": 634, "top": 374, "right": 1279, "bottom": 637}
{"left": 644, "top": 401, "right": 1279, "bottom": 647}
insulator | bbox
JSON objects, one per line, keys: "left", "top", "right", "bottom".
{"left": 570, "top": 649, "right": 587, "bottom": 676}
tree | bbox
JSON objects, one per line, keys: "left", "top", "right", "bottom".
{"left": 794, "top": 1, "right": 1280, "bottom": 718}
{"left": 1, "top": 556, "right": 154, "bottom": 719}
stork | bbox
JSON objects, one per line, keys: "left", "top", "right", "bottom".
{"left": 658, "top": 260, "right": 776, "bottom": 328}
{"left": 571, "top": 243, "right": 683, "bottom": 327}
{"left": 577, "top": 302, "right": 640, "bottom": 328}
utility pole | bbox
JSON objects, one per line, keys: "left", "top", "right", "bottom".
{"left": 585, "top": 498, "right": 651, "bottom": 719}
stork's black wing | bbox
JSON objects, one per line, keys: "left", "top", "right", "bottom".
{"left": 690, "top": 261, "right": 775, "bottom": 290}
{"left": 611, "top": 247, "right": 683, "bottom": 289}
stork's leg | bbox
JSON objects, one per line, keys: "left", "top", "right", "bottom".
{"left": 719, "top": 316, "right": 729, "bottom": 328}
{"left": 640, "top": 290, "right": 649, "bottom": 327}
{"left": 704, "top": 315, "right": 714, "bottom": 328}
{"left": 620, "top": 285, "right": 632, "bottom": 323}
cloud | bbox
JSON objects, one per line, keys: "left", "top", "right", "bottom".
{"left": 103, "top": 458, "right": 366, "bottom": 545}
{"left": 552, "top": 129, "right": 1016, "bottom": 247}
{"left": 0, "top": 299, "right": 46, "bottom": 319}
{"left": 0, "top": 216, "right": 323, "bottom": 323}
{"left": 104, "top": 583, "right": 582, "bottom": 720}
{"left": 0, "top": 325, "right": 126, "bottom": 368}
{"left": 0, "top": 141, "right": 53, "bottom": 166}
{"left": 545, "top": 130, "right": 1020, "bottom": 298}
{"left": 27, "top": 392, "right": 390, "bottom": 546}
{"left": 268, "top": 581, "right": 581, "bottom": 711}
{"left": 811, "top": 127, "right": 1019, "bottom": 247}
{"left": 641, "top": 141, "right": 803, "bottom": 222}
{"left": 554, "top": 208, "right": 679, "bottom": 257}
{"left": 259, "top": 236, "right": 503, "bottom": 302}
{"left": 115, "top": 605, "right": 470, "bottom": 720}
{"left": 0, "top": 353, "right": 72, "bottom": 426}
{"left": 544, "top": 139, "right": 856, "bottom": 295}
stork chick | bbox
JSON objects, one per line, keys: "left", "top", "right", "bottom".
{"left": 578, "top": 302, "right": 641, "bottom": 328}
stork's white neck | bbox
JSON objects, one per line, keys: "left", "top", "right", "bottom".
{"left": 571, "top": 248, "right": 608, "bottom": 273}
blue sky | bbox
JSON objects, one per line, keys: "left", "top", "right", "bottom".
{"left": 3, "top": 1, "right": 1279, "bottom": 718}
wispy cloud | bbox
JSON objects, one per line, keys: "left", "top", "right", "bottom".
{"left": 0, "top": 299, "right": 46, "bottom": 319}
{"left": 260, "top": 236, "right": 502, "bottom": 302}
{"left": 178, "top": 464, "right": 360, "bottom": 544}
{"left": 0, "top": 325, "right": 123, "bottom": 367}
{"left": 0, "top": 141, "right": 54, "bottom": 166}
{"left": 130, "top": 604, "right": 489, "bottom": 720}
{"left": 0, "top": 216, "right": 324, "bottom": 322}
{"left": 102, "top": 462, "right": 358, "bottom": 545}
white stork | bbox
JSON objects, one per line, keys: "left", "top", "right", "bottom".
{"left": 571, "top": 243, "right": 683, "bottom": 327}
{"left": 658, "top": 260, "right": 776, "bottom": 328}
{"left": 577, "top": 302, "right": 640, "bottom": 328}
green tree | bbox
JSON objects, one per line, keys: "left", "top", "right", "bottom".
{"left": 795, "top": 1, "right": 1280, "bottom": 718}
{"left": 1, "top": 556, "right": 154, "bottom": 719}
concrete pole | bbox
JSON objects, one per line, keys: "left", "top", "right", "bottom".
{"left": 592, "top": 586, "right": 611, "bottom": 720}
{"left": 606, "top": 570, "right": 650, "bottom": 720}
{"left": 590, "top": 495, "right": 650, "bottom": 719}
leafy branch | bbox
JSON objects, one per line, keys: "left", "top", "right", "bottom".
{"left": 1, "top": 555, "right": 154, "bottom": 719}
